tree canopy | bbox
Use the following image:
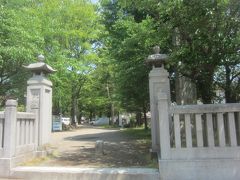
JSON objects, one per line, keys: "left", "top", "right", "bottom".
{"left": 0, "top": 0, "right": 239, "bottom": 126}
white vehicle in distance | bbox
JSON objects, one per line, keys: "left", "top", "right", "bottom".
{"left": 92, "top": 117, "right": 109, "bottom": 126}
{"left": 61, "top": 117, "right": 71, "bottom": 125}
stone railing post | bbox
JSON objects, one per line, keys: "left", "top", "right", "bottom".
{"left": 3, "top": 99, "right": 17, "bottom": 158}
{"left": 148, "top": 66, "right": 171, "bottom": 152}
{"left": 31, "top": 108, "right": 39, "bottom": 150}
{"left": 157, "top": 93, "right": 170, "bottom": 159}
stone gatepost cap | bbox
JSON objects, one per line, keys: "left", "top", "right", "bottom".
{"left": 146, "top": 46, "right": 168, "bottom": 67}
{"left": 38, "top": 54, "right": 45, "bottom": 62}
{"left": 5, "top": 99, "right": 17, "bottom": 106}
{"left": 23, "top": 54, "right": 57, "bottom": 74}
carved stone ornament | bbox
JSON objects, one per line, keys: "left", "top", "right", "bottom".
{"left": 30, "top": 89, "right": 40, "bottom": 109}
{"left": 146, "top": 46, "right": 168, "bottom": 68}
{"left": 23, "top": 54, "right": 56, "bottom": 75}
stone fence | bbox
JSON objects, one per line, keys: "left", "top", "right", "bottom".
{"left": 158, "top": 99, "right": 240, "bottom": 160}
{"left": 152, "top": 67, "right": 240, "bottom": 179}
{"left": 0, "top": 56, "right": 54, "bottom": 178}
{"left": 0, "top": 100, "right": 39, "bottom": 177}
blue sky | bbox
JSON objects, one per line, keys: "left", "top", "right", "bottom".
{"left": 91, "top": 0, "right": 99, "bottom": 4}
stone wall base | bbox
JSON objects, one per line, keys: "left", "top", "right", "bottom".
{"left": 11, "top": 167, "right": 160, "bottom": 180}
{"left": 0, "top": 150, "right": 46, "bottom": 178}
{"left": 159, "top": 158, "right": 240, "bottom": 180}
{"left": 0, "top": 158, "right": 11, "bottom": 177}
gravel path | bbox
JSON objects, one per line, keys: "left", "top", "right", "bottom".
{"left": 33, "top": 125, "right": 154, "bottom": 168}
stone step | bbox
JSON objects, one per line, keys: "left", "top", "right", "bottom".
{"left": 11, "top": 167, "right": 160, "bottom": 180}
{"left": 0, "top": 178, "right": 24, "bottom": 180}
{"left": 0, "top": 178, "right": 23, "bottom": 180}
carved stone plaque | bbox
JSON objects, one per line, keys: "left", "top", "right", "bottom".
{"left": 30, "top": 89, "right": 40, "bottom": 109}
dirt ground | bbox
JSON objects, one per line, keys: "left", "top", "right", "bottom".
{"left": 29, "top": 125, "right": 156, "bottom": 168}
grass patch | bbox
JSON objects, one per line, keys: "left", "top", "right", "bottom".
{"left": 121, "top": 127, "right": 151, "bottom": 140}
{"left": 101, "top": 124, "right": 120, "bottom": 129}
{"left": 20, "top": 156, "right": 49, "bottom": 166}
{"left": 20, "top": 148, "right": 59, "bottom": 166}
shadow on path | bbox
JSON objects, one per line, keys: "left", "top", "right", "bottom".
{"left": 28, "top": 125, "right": 156, "bottom": 168}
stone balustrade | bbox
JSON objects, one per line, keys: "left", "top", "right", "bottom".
{"left": 16, "top": 112, "right": 36, "bottom": 156}
{"left": 158, "top": 97, "right": 240, "bottom": 179}
{"left": 0, "top": 100, "right": 36, "bottom": 159}
{"left": 0, "top": 56, "right": 54, "bottom": 178}
{"left": 146, "top": 49, "right": 240, "bottom": 179}
{"left": 158, "top": 98, "right": 240, "bottom": 160}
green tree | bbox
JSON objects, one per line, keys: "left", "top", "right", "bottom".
{"left": 0, "top": 1, "right": 43, "bottom": 106}
{"left": 100, "top": 0, "right": 163, "bottom": 129}
{"left": 31, "top": 0, "right": 102, "bottom": 124}
{"left": 164, "top": 0, "right": 240, "bottom": 103}
{"left": 103, "top": 0, "right": 240, "bottom": 104}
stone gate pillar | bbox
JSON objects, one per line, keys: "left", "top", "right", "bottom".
{"left": 24, "top": 55, "right": 56, "bottom": 147}
{"left": 146, "top": 46, "right": 170, "bottom": 152}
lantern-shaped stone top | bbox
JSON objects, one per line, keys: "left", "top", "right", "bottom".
{"left": 146, "top": 46, "right": 168, "bottom": 68}
{"left": 24, "top": 55, "right": 56, "bottom": 76}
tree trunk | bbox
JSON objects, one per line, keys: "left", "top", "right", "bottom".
{"left": 143, "top": 105, "right": 148, "bottom": 130}
{"left": 89, "top": 111, "right": 93, "bottom": 122}
{"left": 71, "top": 86, "right": 78, "bottom": 125}
{"left": 197, "top": 74, "right": 214, "bottom": 104}
{"left": 106, "top": 82, "right": 114, "bottom": 124}
{"left": 136, "top": 112, "right": 142, "bottom": 126}
{"left": 111, "top": 103, "right": 114, "bottom": 124}
{"left": 78, "top": 112, "right": 82, "bottom": 124}
{"left": 175, "top": 72, "right": 197, "bottom": 105}
{"left": 225, "top": 65, "right": 235, "bottom": 103}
